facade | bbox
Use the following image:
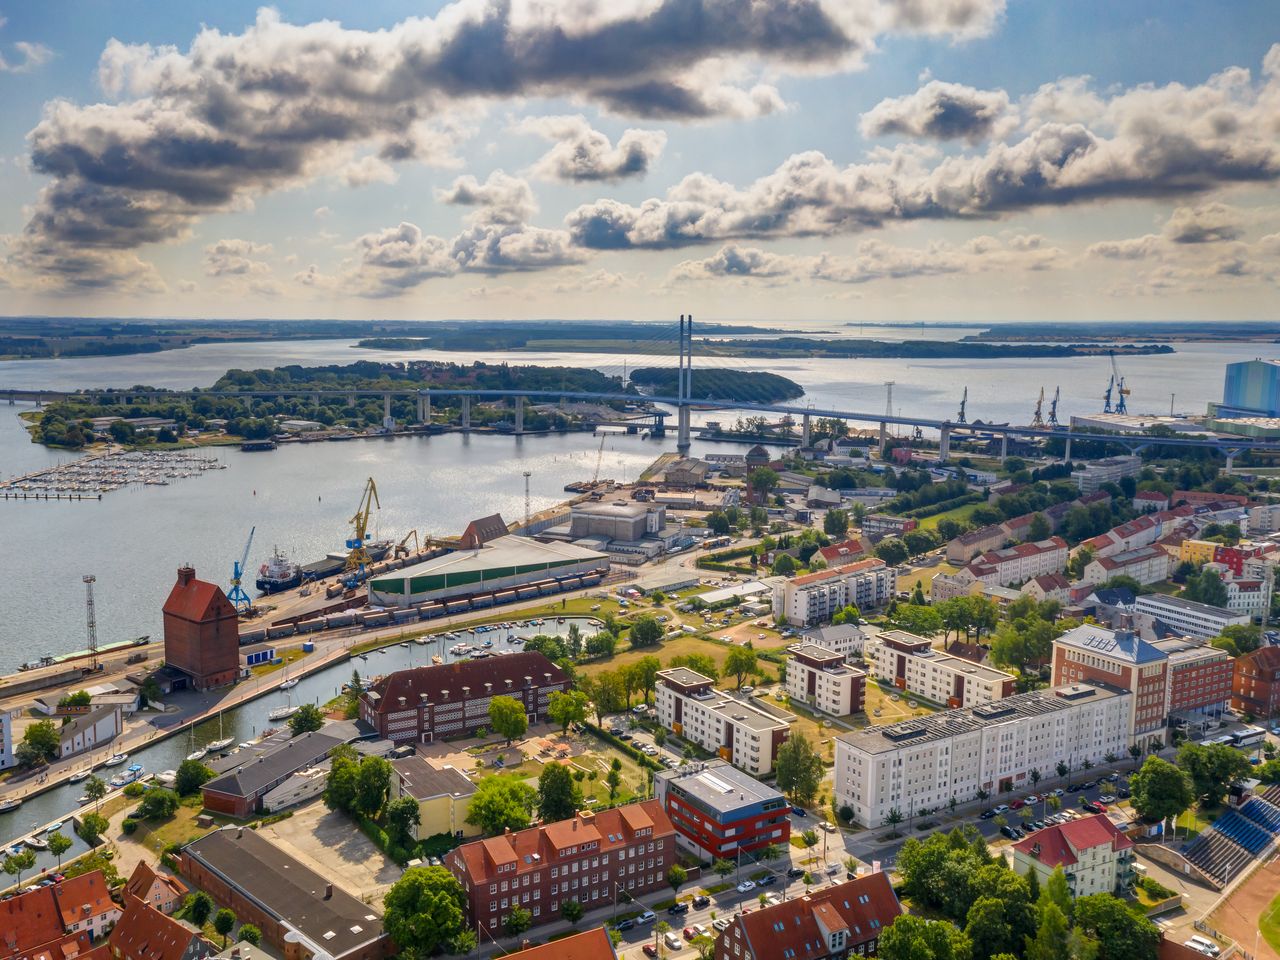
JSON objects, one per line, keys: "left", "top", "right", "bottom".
{"left": 664, "top": 458, "right": 711, "bottom": 488}
{"left": 800, "top": 624, "right": 868, "bottom": 661}
{"left": 1021, "top": 573, "right": 1072, "bottom": 604}
{"left": 1232, "top": 646, "right": 1280, "bottom": 716}
{"left": 180, "top": 827, "right": 392, "bottom": 960}
{"left": 1134, "top": 491, "right": 1171, "bottom": 513}
{"left": 962, "top": 537, "right": 1069, "bottom": 588}
{"left": 946, "top": 524, "right": 1008, "bottom": 563}
{"left": 59, "top": 704, "right": 122, "bottom": 759}
{"left": 0, "top": 709, "right": 13, "bottom": 770}
{"left": 201, "top": 729, "right": 348, "bottom": 818}
{"left": 1223, "top": 578, "right": 1268, "bottom": 617}
{"left": 1134, "top": 594, "right": 1250, "bottom": 641}
{"left": 1221, "top": 358, "right": 1280, "bottom": 417}
{"left": 866, "top": 631, "right": 1015, "bottom": 708}
{"left": 1081, "top": 544, "right": 1172, "bottom": 587}
{"left": 1248, "top": 503, "right": 1280, "bottom": 534}
{"left": 53, "top": 870, "right": 122, "bottom": 941}
{"left": 861, "top": 515, "right": 917, "bottom": 541}
{"left": 786, "top": 643, "right": 867, "bottom": 716}
{"left": 771, "top": 558, "right": 894, "bottom": 627}
{"left": 162, "top": 566, "right": 240, "bottom": 691}
{"left": 834, "top": 683, "right": 1131, "bottom": 828}
{"left": 508, "top": 928, "right": 617, "bottom": 960}
{"left": 568, "top": 501, "right": 667, "bottom": 541}
{"left": 1072, "top": 456, "right": 1142, "bottom": 493}
{"left": 714, "top": 873, "right": 902, "bottom": 960}
{"left": 360, "top": 652, "right": 568, "bottom": 743}
{"left": 110, "top": 897, "right": 213, "bottom": 960}
{"left": 653, "top": 760, "right": 790, "bottom": 860}
{"left": 655, "top": 668, "right": 792, "bottom": 775}
{"left": 1051, "top": 625, "right": 1169, "bottom": 738}
{"left": 390, "top": 755, "right": 478, "bottom": 841}
{"left": 125, "top": 862, "right": 188, "bottom": 916}
{"left": 1153, "top": 637, "right": 1234, "bottom": 718}
{"left": 930, "top": 570, "right": 981, "bottom": 602}
{"left": 817, "top": 538, "right": 870, "bottom": 567}
{"left": 1011, "top": 813, "right": 1136, "bottom": 897}
{"left": 446, "top": 803, "right": 675, "bottom": 935}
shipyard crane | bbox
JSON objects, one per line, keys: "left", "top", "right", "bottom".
{"left": 1110, "top": 350, "right": 1130, "bottom": 415}
{"left": 1047, "top": 386, "right": 1061, "bottom": 427}
{"left": 227, "top": 526, "right": 255, "bottom": 614}
{"left": 1031, "top": 388, "right": 1046, "bottom": 429}
{"left": 591, "top": 432, "right": 606, "bottom": 485}
{"left": 956, "top": 387, "right": 968, "bottom": 424}
{"left": 1103, "top": 373, "right": 1115, "bottom": 414}
{"left": 344, "top": 477, "right": 381, "bottom": 574}
{"left": 394, "top": 529, "right": 419, "bottom": 559}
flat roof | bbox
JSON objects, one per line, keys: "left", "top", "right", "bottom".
{"left": 837, "top": 682, "right": 1128, "bottom": 757}
{"left": 698, "top": 580, "right": 772, "bottom": 604}
{"left": 391, "top": 756, "right": 476, "bottom": 801}
{"left": 874, "top": 631, "right": 1013, "bottom": 683}
{"left": 656, "top": 760, "right": 784, "bottom": 808}
{"left": 372, "top": 535, "right": 606, "bottom": 583}
{"left": 1135, "top": 593, "right": 1243, "bottom": 617}
{"left": 659, "top": 666, "right": 714, "bottom": 688}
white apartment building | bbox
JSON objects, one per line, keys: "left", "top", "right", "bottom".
{"left": 0, "top": 710, "right": 14, "bottom": 770}
{"left": 655, "top": 668, "right": 793, "bottom": 775}
{"left": 961, "top": 537, "right": 1069, "bottom": 588}
{"left": 785, "top": 644, "right": 867, "bottom": 717}
{"left": 1072, "top": 456, "right": 1142, "bottom": 494}
{"left": 771, "top": 558, "right": 895, "bottom": 627}
{"left": 834, "top": 683, "right": 1131, "bottom": 828}
{"left": 1248, "top": 503, "right": 1280, "bottom": 535}
{"left": 1011, "top": 813, "right": 1136, "bottom": 897}
{"left": 800, "top": 624, "right": 868, "bottom": 661}
{"left": 865, "top": 631, "right": 1016, "bottom": 708}
{"left": 1081, "top": 544, "right": 1172, "bottom": 587}
{"left": 1134, "top": 594, "right": 1251, "bottom": 641}
{"left": 1224, "top": 578, "right": 1268, "bottom": 617}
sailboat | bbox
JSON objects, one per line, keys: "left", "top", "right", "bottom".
{"left": 267, "top": 681, "right": 299, "bottom": 721}
{"left": 278, "top": 659, "right": 299, "bottom": 691}
{"left": 207, "top": 712, "right": 234, "bottom": 753}
{"left": 185, "top": 726, "right": 207, "bottom": 762}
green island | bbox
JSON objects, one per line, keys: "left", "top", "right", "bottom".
{"left": 628, "top": 366, "right": 803, "bottom": 403}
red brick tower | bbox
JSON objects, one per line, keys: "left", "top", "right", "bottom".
{"left": 162, "top": 566, "right": 240, "bottom": 690}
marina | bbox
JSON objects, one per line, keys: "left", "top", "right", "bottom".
{"left": 0, "top": 449, "right": 227, "bottom": 497}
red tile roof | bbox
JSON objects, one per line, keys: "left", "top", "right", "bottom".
{"left": 52, "top": 871, "right": 117, "bottom": 928}
{"left": 123, "top": 863, "right": 187, "bottom": 908}
{"left": 1011, "top": 813, "right": 1132, "bottom": 867}
{"left": 818, "top": 539, "right": 868, "bottom": 564}
{"left": 161, "top": 568, "right": 235, "bottom": 624}
{"left": 108, "top": 896, "right": 207, "bottom": 960}
{"left": 0, "top": 886, "right": 66, "bottom": 957}
{"left": 507, "top": 927, "right": 616, "bottom": 960}
{"left": 735, "top": 873, "right": 901, "bottom": 958}
{"left": 790, "top": 557, "right": 886, "bottom": 587}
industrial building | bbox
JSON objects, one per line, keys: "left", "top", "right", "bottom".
{"left": 866, "top": 631, "right": 1016, "bottom": 708}
{"left": 655, "top": 668, "right": 793, "bottom": 775}
{"left": 366, "top": 535, "right": 607, "bottom": 608}
{"left": 654, "top": 760, "right": 790, "bottom": 860}
{"left": 201, "top": 727, "right": 352, "bottom": 818}
{"left": 785, "top": 643, "right": 866, "bottom": 716}
{"left": 1218, "top": 358, "right": 1280, "bottom": 418}
{"left": 568, "top": 500, "right": 666, "bottom": 541}
{"left": 834, "top": 683, "right": 1131, "bottom": 828}
{"left": 1072, "top": 456, "right": 1143, "bottom": 493}
{"left": 771, "top": 557, "right": 894, "bottom": 626}
{"left": 162, "top": 566, "right": 241, "bottom": 691}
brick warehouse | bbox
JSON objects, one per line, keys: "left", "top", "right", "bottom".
{"left": 359, "top": 652, "right": 568, "bottom": 742}
{"left": 447, "top": 802, "right": 675, "bottom": 934}
{"left": 162, "top": 566, "right": 240, "bottom": 691}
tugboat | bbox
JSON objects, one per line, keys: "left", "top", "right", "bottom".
{"left": 256, "top": 547, "right": 302, "bottom": 593}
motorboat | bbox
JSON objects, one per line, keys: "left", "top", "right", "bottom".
{"left": 431, "top": 655, "right": 444, "bottom": 665}
{"left": 77, "top": 796, "right": 91, "bottom": 805}
{"left": 155, "top": 770, "right": 177, "bottom": 788}
{"left": 45, "top": 821, "right": 63, "bottom": 833}
{"left": 399, "top": 642, "right": 409, "bottom": 648}
{"left": 0, "top": 798, "right": 22, "bottom": 813}
{"left": 24, "top": 836, "right": 48, "bottom": 851}
{"left": 104, "top": 753, "right": 129, "bottom": 767}
{"left": 68, "top": 770, "right": 91, "bottom": 784}
{"left": 413, "top": 637, "right": 428, "bottom": 646}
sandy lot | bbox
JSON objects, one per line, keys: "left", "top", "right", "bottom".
{"left": 1208, "top": 855, "right": 1280, "bottom": 960}
{"left": 261, "top": 800, "right": 401, "bottom": 904}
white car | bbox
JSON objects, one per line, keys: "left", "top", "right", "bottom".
{"left": 712, "top": 918, "right": 731, "bottom": 933}
{"left": 638, "top": 911, "right": 656, "bottom": 924}
{"left": 993, "top": 804, "right": 1010, "bottom": 814}
{"left": 736, "top": 880, "right": 756, "bottom": 893}
{"left": 819, "top": 821, "right": 838, "bottom": 833}
{"left": 664, "top": 932, "right": 682, "bottom": 950}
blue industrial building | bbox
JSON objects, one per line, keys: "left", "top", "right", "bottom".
{"left": 1220, "top": 359, "right": 1280, "bottom": 417}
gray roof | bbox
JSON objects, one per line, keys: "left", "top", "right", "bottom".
{"left": 59, "top": 704, "right": 118, "bottom": 741}
{"left": 203, "top": 728, "right": 347, "bottom": 800}
{"left": 803, "top": 624, "right": 864, "bottom": 645}
{"left": 392, "top": 756, "right": 476, "bottom": 801}
{"left": 655, "top": 760, "right": 784, "bottom": 810}
{"left": 183, "top": 828, "right": 385, "bottom": 960}
{"left": 1055, "top": 624, "right": 1165, "bottom": 665}
{"left": 1135, "top": 593, "right": 1238, "bottom": 617}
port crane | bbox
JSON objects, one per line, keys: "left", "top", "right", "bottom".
{"left": 1047, "top": 387, "right": 1061, "bottom": 427}
{"left": 591, "top": 433, "right": 606, "bottom": 485}
{"left": 344, "top": 477, "right": 381, "bottom": 574}
{"left": 227, "top": 526, "right": 255, "bottom": 614}
{"left": 1110, "top": 351, "right": 1130, "bottom": 415}
{"left": 1103, "top": 373, "right": 1115, "bottom": 413}
{"left": 394, "top": 529, "right": 419, "bottom": 559}
{"left": 1031, "top": 388, "right": 1046, "bottom": 428}
{"left": 956, "top": 387, "right": 968, "bottom": 424}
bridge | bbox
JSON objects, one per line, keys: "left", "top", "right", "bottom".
{"left": 3, "top": 316, "right": 1273, "bottom": 468}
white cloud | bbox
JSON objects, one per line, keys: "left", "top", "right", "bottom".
{"left": 860, "top": 80, "right": 1014, "bottom": 143}
{"left": 517, "top": 115, "right": 666, "bottom": 182}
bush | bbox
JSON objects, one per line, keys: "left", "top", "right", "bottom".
{"left": 1139, "top": 876, "right": 1176, "bottom": 901}
{"left": 121, "top": 818, "right": 139, "bottom": 835}
{"left": 123, "top": 782, "right": 146, "bottom": 798}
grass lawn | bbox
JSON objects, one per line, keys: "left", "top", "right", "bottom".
{"left": 861, "top": 681, "right": 936, "bottom": 726}
{"left": 896, "top": 562, "right": 957, "bottom": 595}
{"left": 773, "top": 698, "right": 841, "bottom": 763}
{"left": 1261, "top": 889, "right": 1280, "bottom": 955}
{"left": 127, "top": 801, "right": 225, "bottom": 856}
{"left": 249, "top": 646, "right": 309, "bottom": 677}
{"left": 578, "top": 634, "right": 738, "bottom": 683}
{"left": 916, "top": 502, "right": 982, "bottom": 531}
{"left": 1173, "top": 804, "right": 1219, "bottom": 841}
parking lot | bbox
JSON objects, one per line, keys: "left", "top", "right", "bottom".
{"left": 260, "top": 799, "right": 402, "bottom": 902}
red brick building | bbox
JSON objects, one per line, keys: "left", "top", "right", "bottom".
{"left": 447, "top": 802, "right": 676, "bottom": 935}
{"left": 0, "top": 884, "right": 96, "bottom": 960}
{"left": 1232, "top": 647, "right": 1280, "bottom": 717}
{"left": 1051, "top": 625, "right": 1169, "bottom": 741}
{"left": 1154, "top": 637, "right": 1234, "bottom": 717}
{"left": 715, "top": 873, "right": 902, "bottom": 960}
{"left": 162, "top": 566, "right": 240, "bottom": 691}
{"left": 359, "top": 653, "right": 567, "bottom": 743}
{"left": 510, "top": 928, "right": 617, "bottom": 960}
{"left": 109, "top": 896, "right": 214, "bottom": 960}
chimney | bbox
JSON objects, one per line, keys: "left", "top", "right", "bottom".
{"left": 177, "top": 565, "right": 196, "bottom": 586}
{"left": 524, "top": 676, "right": 532, "bottom": 687}
{"left": 485, "top": 682, "right": 492, "bottom": 693}
{"left": 572, "top": 818, "right": 578, "bottom": 831}
{"left": 324, "top": 883, "right": 333, "bottom": 900}
{"left": 505, "top": 679, "right": 513, "bottom": 689}
{"left": 441, "top": 689, "right": 449, "bottom": 700}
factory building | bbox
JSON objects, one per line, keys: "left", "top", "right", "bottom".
{"left": 162, "top": 566, "right": 241, "bottom": 691}
{"left": 366, "top": 535, "right": 608, "bottom": 608}
{"left": 569, "top": 501, "right": 666, "bottom": 540}
{"left": 1219, "top": 358, "right": 1280, "bottom": 418}
{"left": 654, "top": 760, "right": 790, "bottom": 860}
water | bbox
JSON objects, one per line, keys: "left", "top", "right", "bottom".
{"left": 0, "top": 617, "right": 595, "bottom": 849}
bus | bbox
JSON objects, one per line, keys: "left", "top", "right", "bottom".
{"left": 1230, "top": 726, "right": 1267, "bottom": 749}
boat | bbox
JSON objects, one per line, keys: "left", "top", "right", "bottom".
{"left": 6, "top": 843, "right": 21, "bottom": 856}
{"left": 267, "top": 705, "right": 299, "bottom": 721}
{"left": 399, "top": 642, "right": 409, "bottom": 648}
{"left": 256, "top": 547, "right": 302, "bottom": 593}
{"left": 480, "top": 639, "right": 493, "bottom": 648}
{"left": 431, "top": 655, "right": 444, "bottom": 665}
{"left": 299, "top": 539, "right": 395, "bottom": 583}
{"left": 0, "top": 799, "right": 21, "bottom": 814}
{"left": 77, "top": 796, "right": 91, "bottom": 805}
{"left": 207, "top": 712, "right": 234, "bottom": 752}
{"left": 68, "top": 770, "right": 91, "bottom": 783}
{"left": 186, "top": 749, "right": 207, "bottom": 762}
{"left": 155, "top": 770, "right": 177, "bottom": 788}
{"left": 412, "top": 637, "right": 428, "bottom": 646}
{"left": 45, "top": 821, "right": 63, "bottom": 833}
{"left": 24, "top": 837, "right": 48, "bottom": 851}
{"left": 279, "top": 678, "right": 299, "bottom": 690}
{"left": 103, "top": 753, "right": 129, "bottom": 767}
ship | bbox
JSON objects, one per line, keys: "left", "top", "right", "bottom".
{"left": 256, "top": 547, "right": 302, "bottom": 593}
{"left": 298, "top": 539, "right": 395, "bottom": 582}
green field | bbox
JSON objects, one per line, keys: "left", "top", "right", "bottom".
{"left": 1261, "top": 890, "right": 1280, "bottom": 954}
{"left": 916, "top": 502, "right": 982, "bottom": 531}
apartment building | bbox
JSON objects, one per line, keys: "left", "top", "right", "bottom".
{"left": 447, "top": 803, "right": 675, "bottom": 934}
{"left": 1232, "top": 646, "right": 1280, "bottom": 716}
{"left": 866, "top": 630, "right": 1015, "bottom": 708}
{"left": 861, "top": 515, "right": 918, "bottom": 541}
{"left": 834, "top": 683, "right": 1131, "bottom": 828}
{"left": 1134, "top": 594, "right": 1250, "bottom": 642}
{"left": 1021, "top": 573, "right": 1072, "bottom": 604}
{"left": 786, "top": 643, "right": 867, "bottom": 716}
{"left": 958, "top": 537, "right": 1069, "bottom": 589}
{"left": 771, "top": 558, "right": 895, "bottom": 627}
{"left": 1081, "top": 544, "right": 1173, "bottom": 587}
{"left": 655, "top": 668, "right": 792, "bottom": 775}
{"left": 1051, "top": 625, "right": 1169, "bottom": 739}
{"left": 1011, "top": 813, "right": 1136, "bottom": 897}
{"left": 1152, "top": 636, "right": 1234, "bottom": 719}
{"left": 946, "top": 524, "right": 1008, "bottom": 563}
{"left": 1072, "top": 456, "right": 1142, "bottom": 494}
{"left": 654, "top": 760, "right": 790, "bottom": 860}
{"left": 714, "top": 873, "right": 902, "bottom": 960}
{"left": 1223, "top": 578, "right": 1268, "bottom": 617}
{"left": 800, "top": 624, "right": 868, "bottom": 661}
{"left": 390, "top": 755, "right": 479, "bottom": 841}
{"left": 1079, "top": 508, "right": 1193, "bottom": 560}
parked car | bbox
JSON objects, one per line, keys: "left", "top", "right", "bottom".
{"left": 664, "top": 932, "right": 682, "bottom": 950}
{"left": 1024, "top": 794, "right": 1041, "bottom": 804}
{"left": 685, "top": 925, "right": 707, "bottom": 941}
{"left": 1066, "top": 783, "right": 1082, "bottom": 793}
{"left": 826, "top": 864, "right": 840, "bottom": 876}
{"left": 1105, "top": 772, "right": 1120, "bottom": 782}
{"left": 692, "top": 895, "right": 710, "bottom": 909}
{"left": 638, "top": 911, "right": 657, "bottom": 925}
{"left": 1050, "top": 788, "right": 1065, "bottom": 797}
{"left": 787, "top": 867, "right": 805, "bottom": 879}
{"left": 1031, "top": 820, "right": 1045, "bottom": 831}
{"left": 1099, "top": 794, "right": 1117, "bottom": 804}
{"left": 713, "top": 918, "right": 732, "bottom": 933}
{"left": 764, "top": 894, "right": 782, "bottom": 906}
{"left": 757, "top": 874, "right": 777, "bottom": 886}
{"left": 1010, "top": 799, "right": 1025, "bottom": 810}
{"left": 668, "top": 902, "right": 689, "bottom": 915}
{"left": 979, "top": 809, "right": 996, "bottom": 820}
{"left": 632, "top": 704, "right": 648, "bottom": 714}
{"left": 643, "top": 946, "right": 657, "bottom": 958}
{"left": 736, "top": 880, "right": 756, "bottom": 893}
{"left": 993, "top": 804, "right": 1010, "bottom": 814}
{"left": 791, "top": 806, "right": 807, "bottom": 817}
{"left": 819, "top": 821, "right": 838, "bottom": 833}
{"left": 1118, "top": 786, "right": 1132, "bottom": 799}
{"left": 1000, "top": 825, "right": 1018, "bottom": 839}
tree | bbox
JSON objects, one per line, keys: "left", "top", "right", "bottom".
{"left": 585, "top": 631, "right": 617, "bottom": 658}
{"left": 1028, "top": 513, "right": 1051, "bottom": 541}
{"left": 356, "top": 756, "right": 393, "bottom": 818}
{"left": 1025, "top": 900, "right": 1070, "bottom": 960}
{"left": 1182, "top": 569, "right": 1229, "bottom": 608}
{"left": 801, "top": 828, "right": 819, "bottom": 849}
{"left": 668, "top": 653, "right": 718, "bottom": 679}
{"left": 2, "top": 850, "right": 36, "bottom": 888}
{"left": 59, "top": 690, "right": 93, "bottom": 708}
{"left": 1129, "top": 756, "right": 1194, "bottom": 822}
{"left": 707, "top": 511, "right": 732, "bottom": 535}
{"left": 891, "top": 604, "right": 943, "bottom": 637}
{"left": 387, "top": 795, "right": 422, "bottom": 847}
{"left": 324, "top": 746, "right": 361, "bottom": 812}
{"left": 547, "top": 690, "right": 588, "bottom": 733}
{"left": 883, "top": 808, "right": 904, "bottom": 837}
{"left": 488, "top": 695, "right": 529, "bottom": 744}
{"left": 467, "top": 774, "right": 536, "bottom": 834}
{"left": 831, "top": 604, "right": 861, "bottom": 625}
{"left": 138, "top": 787, "right": 180, "bottom": 820}
{"left": 175, "top": 759, "right": 215, "bottom": 796}
{"left": 771, "top": 553, "right": 798, "bottom": 576}
{"left": 84, "top": 775, "right": 107, "bottom": 811}
{"left": 504, "top": 906, "right": 533, "bottom": 937}
{"left": 383, "top": 866, "right": 467, "bottom": 958}
{"left": 47, "top": 831, "right": 72, "bottom": 869}
{"left": 1176, "top": 742, "right": 1251, "bottom": 806}
{"left": 724, "top": 646, "right": 759, "bottom": 690}
{"left": 537, "top": 763, "right": 581, "bottom": 823}
{"left": 560, "top": 899, "right": 584, "bottom": 925}
{"left": 585, "top": 671, "right": 626, "bottom": 723}
{"left": 78, "top": 812, "right": 109, "bottom": 845}
{"left": 1074, "top": 892, "right": 1160, "bottom": 960}
{"left": 878, "top": 914, "right": 971, "bottom": 960}
{"left": 874, "top": 538, "right": 909, "bottom": 566}
{"left": 713, "top": 858, "right": 734, "bottom": 879}
{"left": 629, "top": 615, "right": 663, "bottom": 648}
{"left": 606, "top": 762, "right": 623, "bottom": 802}
{"left": 748, "top": 467, "right": 780, "bottom": 503}
{"left": 966, "top": 896, "right": 1021, "bottom": 960}
{"left": 775, "top": 734, "right": 824, "bottom": 805}
{"left": 692, "top": 933, "right": 716, "bottom": 960}
{"left": 667, "top": 864, "right": 687, "bottom": 893}
{"left": 18, "top": 720, "right": 59, "bottom": 766}
{"left": 239, "top": 925, "right": 262, "bottom": 946}
{"left": 214, "top": 908, "right": 237, "bottom": 948}
{"left": 824, "top": 509, "right": 849, "bottom": 537}
{"left": 184, "top": 891, "right": 215, "bottom": 927}
{"left": 1042, "top": 867, "right": 1074, "bottom": 924}
{"left": 288, "top": 703, "right": 325, "bottom": 735}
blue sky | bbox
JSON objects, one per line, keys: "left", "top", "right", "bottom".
{"left": 1, "top": 1, "right": 1278, "bottom": 322}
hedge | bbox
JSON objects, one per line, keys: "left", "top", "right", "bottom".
{"left": 900, "top": 491, "right": 983, "bottom": 520}
{"left": 581, "top": 721, "right": 663, "bottom": 772}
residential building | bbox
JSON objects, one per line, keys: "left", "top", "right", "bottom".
{"left": 1081, "top": 544, "right": 1172, "bottom": 587}
{"left": 1134, "top": 594, "right": 1250, "bottom": 642}
{"left": 52, "top": 869, "right": 122, "bottom": 941}
{"left": 714, "top": 873, "right": 902, "bottom": 960}
{"left": 1232, "top": 646, "right": 1280, "bottom": 716}
{"left": 1021, "top": 573, "right": 1071, "bottom": 604}
{"left": 771, "top": 558, "right": 895, "bottom": 627}
{"left": 960, "top": 537, "right": 1069, "bottom": 588}
{"left": 389, "top": 755, "right": 478, "bottom": 841}
{"left": 1072, "top": 456, "right": 1142, "bottom": 494}
{"left": 655, "top": 668, "right": 792, "bottom": 775}
{"left": 1223, "top": 577, "right": 1268, "bottom": 617}
{"left": 359, "top": 652, "right": 568, "bottom": 743}
{"left": 929, "top": 570, "right": 980, "bottom": 602}
{"left": 1248, "top": 503, "right": 1280, "bottom": 535}
{"left": 109, "top": 896, "right": 214, "bottom": 960}
{"left": 654, "top": 760, "right": 790, "bottom": 860}
{"left": 1081, "top": 509, "right": 1194, "bottom": 559}
{"left": 1152, "top": 637, "right": 1233, "bottom": 719}
{"left": 861, "top": 515, "right": 917, "bottom": 541}
{"left": 834, "top": 683, "right": 1131, "bottom": 828}
{"left": 59, "top": 705, "right": 122, "bottom": 759}
{"left": 201, "top": 728, "right": 350, "bottom": 818}
{"left": 179, "top": 827, "right": 392, "bottom": 960}
{"left": 1011, "top": 813, "right": 1136, "bottom": 897}
{"left": 446, "top": 802, "right": 676, "bottom": 935}
{"left": 817, "top": 538, "right": 870, "bottom": 567}
{"left": 1051, "top": 625, "right": 1169, "bottom": 739}
{"left": 946, "top": 524, "right": 1007, "bottom": 564}
{"left": 1134, "top": 491, "right": 1171, "bottom": 513}
{"left": 124, "top": 862, "right": 188, "bottom": 916}
{"left": 507, "top": 928, "right": 617, "bottom": 960}
{"left": 865, "top": 631, "right": 1015, "bottom": 708}
{"left": 0, "top": 885, "right": 97, "bottom": 960}
{"left": 786, "top": 644, "right": 867, "bottom": 716}
{"left": 799, "top": 624, "right": 867, "bottom": 662}
{"left": 162, "top": 566, "right": 240, "bottom": 691}
{"left": 1179, "top": 540, "right": 1267, "bottom": 576}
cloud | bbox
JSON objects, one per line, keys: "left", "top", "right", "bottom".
{"left": 553, "top": 268, "right": 636, "bottom": 294}
{"left": 0, "top": 17, "right": 53, "bottom": 74}
{"left": 569, "top": 50, "right": 1280, "bottom": 250}
{"left": 1086, "top": 235, "right": 1161, "bottom": 260}
{"left": 313, "top": 206, "right": 331, "bottom": 219}
{"left": 1162, "top": 202, "right": 1244, "bottom": 244}
{"left": 340, "top": 155, "right": 398, "bottom": 187}
{"left": 517, "top": 115, "right": 666, "bottom": 182}
{"left": 204, "top": 239, "right": 272, "bottom": 276}
{"left": 860, "top": 80, "right": 1014, "bottom": 143}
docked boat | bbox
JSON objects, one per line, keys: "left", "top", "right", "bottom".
{"left": 412, "top": 637, "right": 428, "bottom": 646}
{"left": 104, "top": 753, "right": 129, "bottom": 767}
{"left": 207, "top": 712, "right": 234, "bottom": 752}
{"left": 186, "top": 749, "right": 207, "bottom": 762}
{"left": 0, "top": 798, "right": 21, "bottom": 814}
{"left": 45, "top": 821, "right": 63, "bottom": 833}
{"left": 279, "top": 677, "right": 299, "bottom": 690}
{"left": 155, "top": 770, "right": 177, "bottom": 788}
{"left": 25, "top": 836, "right": 48, "bottom": 851}
{"left": 68, "top": 770, "right": 91, "bottom": 783}
{"left": 109, "top": 763, "right": 144, "bottom": 788}
{"left": 298, "top": 539, "right": 395, "bottom": 583}
{"left": 267, "top": 705, "right": 299, "bottom": 721}
{"left": 431, "top": 655, "right": 444, "bottom": 665}
{"left": 480, "top": 639, "right": 493, "bottom": 649}
{"left": 77, "top": 795, "right": 92, "bottom": 805}
{"left": 399, "top": 642, "right": 409, "bottom": 648}
{"left": 256, "top": 547, "right": 302, "bottom": 593}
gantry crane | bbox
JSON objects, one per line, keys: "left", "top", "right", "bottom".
{"left": 1047, "top": 387, "right": 1060, "bottom": 427}
{"left": 1110, "top": 350, "right": 1130, "bottom": 415}
{"left": 1103, "top": 373, "right": 1115, "bottom": 414}
{"left": 344, "top": 477, "right": 381, "bottom": 573}
{"left": 956, "top": 387, "right": 968, "bottom": 424}
{"left": 1031, "top": 388, "right": 1045, "bottom": 428}
{"left": 228, "top": 526, "right": 255, "bottom": 614}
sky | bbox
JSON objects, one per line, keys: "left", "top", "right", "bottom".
{"left": 1, "top": 0, "right": 1278, "bottom": 324}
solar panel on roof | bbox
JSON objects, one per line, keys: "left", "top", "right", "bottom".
{"left": 700, "top": 772, "right": 733, "bottom": 793}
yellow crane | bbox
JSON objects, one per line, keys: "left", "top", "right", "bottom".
{"left": 395, "top": 529, "right": 420, "bottom": 558}
{"left": 344, "top": 477, "right": 381, "bottom": 573}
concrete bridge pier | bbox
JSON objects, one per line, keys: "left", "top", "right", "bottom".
{"left": 939, "top": 426, "right": 951, "bottom": 462}
{"left": 802, "top": 413, "right": 811, "bottom": 448}
{"left": 514, "top": 396, "right": 525, "bottom": 434}
{"left": 1063, "top": 429, "right": 1072, "bottom": 463}
{"left": 310, "top": 393, "right": 321, "bottom": 406}
{"left": 878, "top": 420, "right": 887, "bottom": 454}
{"left": 1000, "top": 434, "right": 1008, "bottom": 461}
{"left": 416, "top": 392, "right": 431, "bottom": 424}
{"left": 382, "top": 392, "right": 396, "bottom": 431}
{"left": 677, "top": 405, "right": 691, "bottom": 453}
{"left": 461, "top": 395, "right": 472, "bottom": 431}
